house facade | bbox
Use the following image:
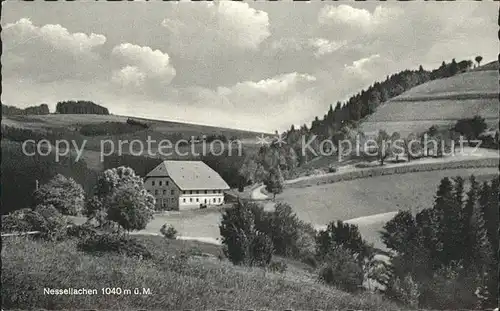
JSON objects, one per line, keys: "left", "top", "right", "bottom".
{"left": 144, "top": 160, "right": 230, "bottom": 210}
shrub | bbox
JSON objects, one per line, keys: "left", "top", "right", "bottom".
{"left": 268, "top": 260, "right": 288, "bottom": 273}
{"left": 219, "top": 201, "right": 273, "bottom": 267}
{"left": 386, "top": 274, "right": 420, "bottom": 308}
{"left": 318, "top": 247, "right": 364, "bottom": 293}
{"left": 316, "top": 220, "right": 370, "bottom": 262}
{"left": 248, "top": 231, "right": 274, "bottom": 267}
{"left": 77, "top": 233, "right": 152, "bottom": 260}
{"left": 32, "top": 174, "right": 85, "bottom": 216}
{"left": 328, "top": 165, "right": 338, "bottom": 173}
{"left": 160, "top": 224, "right": 178, "bottom": 239}
{"left": 418, "top": 262, "right": 483, "bottom": 310}
{"left": 7, "top": 205, "right": 69, "bottom": 241}
{"left": 66, "top": 223, "right": 99, "bottom": 240}
{"left": 1, "top": 209, "right": 33, "bottom": 233}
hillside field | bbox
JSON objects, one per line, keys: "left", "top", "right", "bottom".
{"left": 2, "top": 235, "right": 401, "bottom": 310}
{"left": 2, "top": 113, "right": 269, "bottom": 140}
{"left": 360, "top": 64, "right": 499, "bottom": 136}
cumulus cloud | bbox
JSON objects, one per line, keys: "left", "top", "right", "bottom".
{"left": 269, "top": 37, "right": 345, "bottom": 58}
{"left": 318, "top": 5, "right": 401, "bottom": 31}
{"left": 217, "top": 72, "right": 316, "bottom": 98}
{"left": 309, "top": 38, "right": 346, "bottom": 57}
{"left": 4, "top": 18, "right": 106, "bottom": 54}
{"left": 111, "top": 43, "right": 176, "bottom": 84}
{"left": 111, "top": 66, "right": 146, "bottom": 88}
{"left": 111, "top": 43, "right": 176, "bottom": 89}
{"left": 161, "top": 1, "right": 270, "bottom": 58}
{"left": 2, "top": 18, "right": 106, "bottom": 81}
{"left": 344, "top": 54, "right": 381, "bottom": 74}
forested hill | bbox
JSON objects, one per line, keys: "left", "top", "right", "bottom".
{"left": 56, "top": 100, "right": 109, "bottom": 115}
{"left": 293, "top": 58, "right": 474, "bottom": 139}
{"left": 2, "top": 104, "right": 50, "bottom": 116}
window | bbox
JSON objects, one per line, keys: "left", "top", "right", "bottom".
{"left": 152, "top": 181, "right": 155, "bottom": 186}
{"left": 159, "top": 181, "right": 162, "bottom": 186}
{"left": 196, "top": 190, "right": 199, "bottom": 194}
{"left": 219, "top": 198, "right": 221, "bottom": 202}
{"left": 190, "top": 198, "right": 193, "bottom": 202}
{"left": 166, "top": 181, "right": 169, "bottom": 186}
{"left": 183, "top": 191, "right": 186, "bottom": 195}
{"left": 171, "top": 190, "right": 174, "bottom": 195}
{"left": 205, "top": 190, "right": 207, "bottom": 194}
{"left": 155, "top": 190, "right": 158, "bottom": 195}
{"left": 163, "top": 190, "right": 166, "bottom": 195}
{"left": 196, "top": 198, "right": 199, "bottom": 202}
{"left": 183, "top": 198, "right": 186, "bottom": 203}
{"left": 190, "top": 191, "right": 192, "bottom": 194}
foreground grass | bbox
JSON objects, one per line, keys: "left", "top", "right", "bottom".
{"left": 2, "top": 235, "right": 403, "bottom": 310}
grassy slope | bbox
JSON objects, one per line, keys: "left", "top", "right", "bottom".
{"left": 360, "top": 62, "right": 499, "bottom": 136}
{"left": 2, "top": 114, "right": 270, "bottom": 139}
{"left": 2, "top": 114, "right": 264, "bottom": 171}
{"left": 1, "top": 235, "right": 402, "bottom": 310}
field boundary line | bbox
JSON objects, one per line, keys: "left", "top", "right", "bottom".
{"left": 286, "top": 158, "right": 499, "bottom": 189}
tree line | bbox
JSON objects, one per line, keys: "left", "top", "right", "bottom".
{"left": 56, "top": 100, "right": 109, "bottom": 115}
{"left": 282, "top": 58, "right": 476, "bottom": 151}
{"left": 2, "top": 103, "right": 50, "bottom": 116}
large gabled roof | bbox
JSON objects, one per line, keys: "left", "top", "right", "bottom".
{"left": 146, "top": 160, "right": 230, "bottom": 190}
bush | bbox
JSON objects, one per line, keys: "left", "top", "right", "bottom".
{"left": 219, "top": 202, "right": 273, "bottom": 267}
{"left": 386, "top": 274, "right": 420, "bottom": 308}
{"left": 318, "top": 247, "right": 364, "bottom": 293}
{"left": 66, "top": 223, "right": 99, "bottom": 240}
{"left": 79, "top": 122, "right": 145, "bottom": 136}
{"left": 77, "top": 233, "right": 152, "bottom": 260}
{"left": 160, "top": 224, "right": 178, "bottom": 239}
{"left": 2, "top": 205, "right": 68, "bottom": 241}
{"left": 1, "top": 209, "right": 33, "bottom": 233}
{"left": 268, "top": 260, "right": 288, "bottom": 273}
{"left": 316, "top": 220, "right": 370, "bottom": 262}
{"left": 418, "top": 263, "right": 482, "bottom": 310}
{"left": 328, "top": 165, "right": 338, "bottom": 173}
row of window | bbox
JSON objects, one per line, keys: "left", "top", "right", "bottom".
{"left": 149, "top": 189, "right": 175, "bottom": 196}
{"left": 182, "top": 197, "right": 222, "bottom": 204}
{"left": 151, "top": 180, "right": 169, "bottom": 187}
{"left": 158, "top": 198, "right": 176, "bottom": 206}
{"left": 182, "top": 190, "right": 223, "bottom": 195}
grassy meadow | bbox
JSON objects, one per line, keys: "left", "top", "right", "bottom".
{"left": 1, "top": 235, "right": 403, "bottom": 311}
{"left": 2, "top": 113, "right": 269, "bottom": 139}
{"left": 359, "top": 67, "right": 499, "bottom": 136}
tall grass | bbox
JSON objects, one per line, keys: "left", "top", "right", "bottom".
{"left": 2, "top": 236, "right": 403, "bottom": 310}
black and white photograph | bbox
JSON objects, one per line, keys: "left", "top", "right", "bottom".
{"left": 1, "top": 1, "right": 499, "bottom": 310}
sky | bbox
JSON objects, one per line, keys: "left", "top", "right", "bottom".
{"left": 2, "top": 1, "right": 497, "bottom": 132}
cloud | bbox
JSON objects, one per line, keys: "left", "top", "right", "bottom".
{"left": 2, "top": 18, "right": 107, "bottom": 81}
{"left": 269, "top": 37, "right": 345, "bottom": 58}
{"left": 217, "top": 72, "right": 317, "bottom": 98}
{"left": 318, "top": 5, "right": 401, "bottom": 31}
{"left": 344, "top": 54, "right": 381, "bottom": 74}
{"left": 161, "top": 1, "right": 270, "bottom": 59}
{"left": 111, "top": 66, "right": 146, "bottom": 88}
{"left": 3, "top": 18, "right": 106, "bottom": 54}
{"left": 309, "top": 38, "right": 346, "bottom": 57}
{"left": 111, "top": 43, "right": 176, "bottom": 88}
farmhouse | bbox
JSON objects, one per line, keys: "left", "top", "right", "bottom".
{"left": 144, "top": 160, "right": 230, "bottom": 210}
